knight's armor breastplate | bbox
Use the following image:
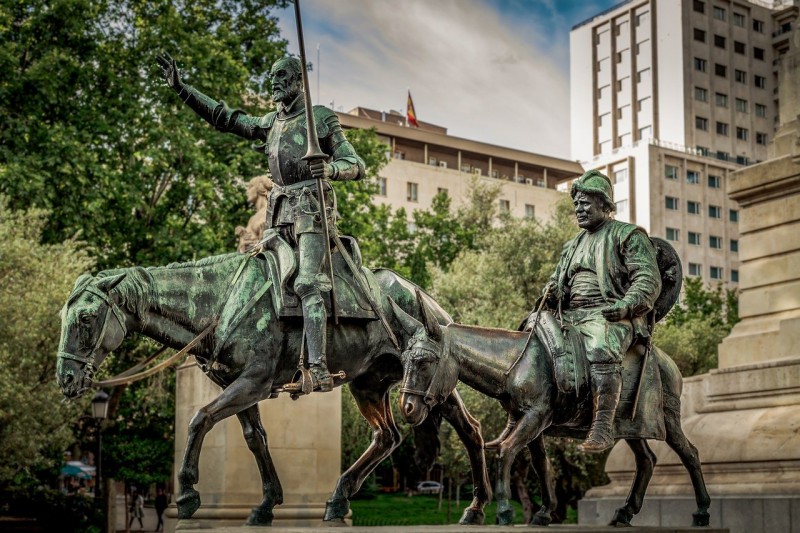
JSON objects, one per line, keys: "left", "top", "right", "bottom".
{"left": 267, "top": 110, "right": 317, "bottom": 187}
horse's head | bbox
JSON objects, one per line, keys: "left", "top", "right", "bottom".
{"left": 398, "top": 290, "right": 455, "bottom": 426}
{"left": 56, "top": 273, "right": 128, "bottom": 399}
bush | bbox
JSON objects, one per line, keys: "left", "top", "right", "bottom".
{"left": 6, "top": 487, "right": 102, "bottom": 533}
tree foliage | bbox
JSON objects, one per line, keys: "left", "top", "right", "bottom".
{"left": 0, "top": 198, "right": 93, "bottom": 493}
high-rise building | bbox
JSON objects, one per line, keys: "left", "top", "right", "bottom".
{"left": 337, "top": 107, "right": 583, "bottom": 224}
{"left": 569, "top": 0, "right": 798, "bottom": 286}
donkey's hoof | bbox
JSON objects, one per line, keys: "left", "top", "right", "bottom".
{"left": 245, "top": 506, "right": 274, "bottom": 526}
{"left": 459, "top": 507, "right": 485, "bottom": 525}
{"left": 323, "top": 499, "right": 350, "bottom": 522}
{"left": 177, "top": 489, "right": 201, "bottom": 519}
{"left": 692, "top": 511, "right": 710, "bottom": 527}
{"left": 496, "top": 503, "right": 515, "bottom": 525}
{"left": 609, "top": 507, "right": 633, "bottom": 527}
{"left": 530, "top": 511, "right": 552, "bottom": 526}
{"left": 319, "top": 518, "right": 349, "bottom": 527}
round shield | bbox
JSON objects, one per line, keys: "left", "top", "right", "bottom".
{"left": 651, "top": 237, "right": 682, "bottom": 323}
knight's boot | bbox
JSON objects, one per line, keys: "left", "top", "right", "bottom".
{"left": 578, "top": 363, "right": 622, "bottom": 454}
{"left": 302, "top": 294, "right": 333, "bottom": 392}
{"left": 484, "top": 416, "right": 516, "bottom": 450}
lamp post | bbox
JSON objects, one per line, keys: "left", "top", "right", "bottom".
{"left": 91, "top": 390, "right": 109, "bottom": 500}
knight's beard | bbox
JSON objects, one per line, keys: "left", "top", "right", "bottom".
{"left": 273, "top": 86, "right": 301, "bottom": 105}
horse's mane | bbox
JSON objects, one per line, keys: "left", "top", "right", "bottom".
{"left": 158, "top": 253, "right": 243, "bottom": 270}
{"left": 96, "top": 266, "right": 155, "bottom": 320}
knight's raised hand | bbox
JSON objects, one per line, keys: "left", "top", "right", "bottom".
{"left": 156, "top": 52, "right": 182, "bottom": 90}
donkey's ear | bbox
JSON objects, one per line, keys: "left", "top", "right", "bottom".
{"left": 415, "top": 288, "right": 443, "bottom": 343}
{"left": 96, "top": 273, "right": 127, "bottom": 293}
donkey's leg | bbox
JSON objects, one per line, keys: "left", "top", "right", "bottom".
{"left": 664, "top": 395, "right": 711, "bottom": 526}
{"left": 439, "top": 391, "right": 491, "bottom": 525}
{"left": 235, "top": 404, "right": 283, "bottom": 526}
{"left": 527, "top": 434, "right": 556, "bottom": 526}
{"left": 494, "top": 408, "right": 551, "bottom": 526}
{"left": 323, "top": 376, "right": 399, "bottom": 525}
{"left": 609, "top": 439, "right": 656, "bottom": 526}
{"left": 177, "top": 374, "right": 269, "bottom": 519}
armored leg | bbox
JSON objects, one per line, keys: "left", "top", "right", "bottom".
{"left": 578, "top": 363, "right": 622, "bottom": 453}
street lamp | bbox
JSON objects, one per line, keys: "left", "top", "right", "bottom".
{"left": 91, "top": 390, "right": 109, "bottom": 500}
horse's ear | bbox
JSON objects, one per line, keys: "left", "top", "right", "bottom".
{"left": 96, "top": 273, "right": 127, "bottom": 293}
{"left": 415, "top": 288, "right": 443, "bottom": 343}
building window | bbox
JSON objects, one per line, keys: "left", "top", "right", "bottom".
{"left": 755, "top": 75, "right": 766, "bottom": 89}
{"left": 688, "top": 200, "right": 701, "bottom": 214}
{"left": 696, "top": 116, "right": 708, "bottom": 131}
{"left": 730, "top": 239, "right": 739, "bottom": 252}
{"left": 710, "top": 235, "right": 723, "bottom": 249}
{"left": 735, "top": 98, "right": 748, "bottom": 113}
{"left": 525, "top": 204, "right": 535, "bottom": 218}
{"left": 499, "top": 199, "right": 510, "bottom": 213}
{"left": 756, "top": 132, "right": 768, "bottom": 145}
{"left": 694, "top": 28, "right": 706, "bottom": 42}
{"left": 694, "top": 86, "right": 708, "bottom": 102}
{"left": 753, "top": 47, "right": 765, "bottom": 61}
{"left": 736, "top": 127, "right": 749, "bottom": 141}
{"left": 736, "top": 155, "right": 749, "bottom": 165}
{"left": 688, "top": 263, "right": 702, "bottom": 276}
{"left": 598, "top": 85, "right": 610, "bottom": 99}
{"left": 614, "top": 168, "right": 628, "bottom": 184}
{"left": 694, "top": 57, "right": 707, "bottom": 72}
{"left": 717, "top": 151, "right": 730, "bottom": 161}
{"left": 693, "top": 0, "right": 705, "bottom": 13}
{"left": 697, "top": 146, "right": 710, "bottom": 156}
{"left": 715, "top": 64, "right": 727, "bottom": 78}
{"left": 406, "top": 182, "right": 418, "bottom": 202}
{"left": 665, "top": 196, "right": 679, "bottom": 210}
{"left": 733, "top": 12, "right": 745, "bottom": 27}
{"left": 666, "top": 227, "right": 680, "bottom": 241}
{"left": 636, "top": 68, "right": 651, "bottom": 83}
{"left": 734, "top": 41, "right": 745, "bottom": 55}
{"left": 635, "top": 11, "right": 649, "bottom": 27}
{"left": 709, "top": 205, "right": 722, "bottom": 218}
{"left": 377, "top": 177, "right": 387, "bottom": 196}
{"left": 689, "top": 231, "right": 702, "bottom": 245}
{"left": 639, "top": 125, "right": 652, "bottom": 139}
{"left": 428, "top": 157, "right": 437, "bottom": 166}
{"left": 735, "top": 69, "right": 747, "bottom": 84}
{"left": 731, "top": 269, "right": 739, "bottom": 282}
{"left": 715, "top": 93, "right": 728, "bottom": 107}
{"left": 753, "top": 19, "right": 764, "bottom": 33}
{"left": 708, "top": 174, "right": 721, "bottom": 188}
{"left": 687, "top": 170, "right": 700, "bottom": 184}
{"left": 716, "top": 122, "right": 729, "bottom": 136}
{"left": 713, "top": 6, "right": 726, "bottom": 21}
{"left": 755, "top": 103, "right": 767, "bottom": 117}
{"left": 710, "top": 266, "right": 723, "bottom": 280}
{"left": 437, "top": 187, "right": 449, "bottom": 196}
{"left": 714, "top": 34, "right": 726, "bottom": 48}
{"left": 730, "top": 209, "right": 739, "bottom": 222}
{"left": 665, "top": 165, "right": 679, "bottom": 179}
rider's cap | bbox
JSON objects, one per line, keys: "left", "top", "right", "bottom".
{"left": 571, "top": 169, "right": 614, "bottom": 207}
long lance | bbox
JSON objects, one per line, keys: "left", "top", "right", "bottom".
{"left": 294, "top": 0, "right": 337, "bottom": 324}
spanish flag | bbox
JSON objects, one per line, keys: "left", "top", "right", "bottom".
{"left": 407, "top": 90, "right": 419, "bottom": 128}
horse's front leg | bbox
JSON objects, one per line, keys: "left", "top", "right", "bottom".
{"left": 439, "top": 391, "right": 491, "bottom": 525}
{"left": 494, "top": 407, "right": 551, "bottom": 526}
{"left": 323, "top": 376, "right": 399, "bottom": 525}
{"left": 527, "top": 434, "right": 556, "bottom": 526}
{"left": 236, "top": 404, "right": 283, "bottom": 526}
{"left": 177, "top": 374, "right": 270, "bottom": 520}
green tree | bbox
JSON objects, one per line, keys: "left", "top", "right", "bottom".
{"left": 0, "top": 197, "right": 93, "bottom": 493}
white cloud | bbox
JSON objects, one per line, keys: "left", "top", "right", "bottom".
{"left": 278, "top": 0, "right": 573, "bottom": 158}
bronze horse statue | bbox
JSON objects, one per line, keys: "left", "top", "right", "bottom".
{"left": 55, "top": 252, "right": 491, "bottom": 525}
{"left": 398, "top": 292, "right": 710, "bottom": 527}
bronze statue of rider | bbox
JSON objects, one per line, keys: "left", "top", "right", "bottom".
{"left": 156, "top": 53, "right": 365, "bottom": 392}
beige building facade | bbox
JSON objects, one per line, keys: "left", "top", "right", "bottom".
{"left": 338, "top": 108, "right": 583, "bottom": 224}
{"left": 569, "top": 0, "right": 799, "bottom": 286}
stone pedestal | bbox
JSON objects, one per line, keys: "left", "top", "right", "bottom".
{"left": 164, "top": 361, "right": 343, "bottom": 532}
{"left": 580, "top": 32, "right": 800, "bottom": 533}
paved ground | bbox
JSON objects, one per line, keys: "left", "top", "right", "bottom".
{"left": 115, "top": 494, "right": 164, "bottom": 532}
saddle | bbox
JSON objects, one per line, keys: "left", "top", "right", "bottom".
{"left": 257, "top": 229, "right": 379, "bottom": 321}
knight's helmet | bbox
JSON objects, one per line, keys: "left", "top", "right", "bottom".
{"left": 571, "top": 169, "right": 614, "bottom": 209}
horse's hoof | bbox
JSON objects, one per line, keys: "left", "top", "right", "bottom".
{"left": 319, "top": 518, "right": 349, "bottom": 527}
{"left": 459, "top": 507, "right": 485, "bottom": 525}
{"left": 245, "top": 506, "right": 274, "bottom": 526}
{"left": 609, "top": 507, "right": 633, "bottom": 527}
{"left": 530, "top": 512, "right": 552, "bottom": 526}
{"left": 692, "top": 511, "right": 710, "bottom": 527}
{"left": 176, "top": 489, "right": 201, "bottom": 519}
{"left": 496, "top": 503, "right": 515, "bottom": 526}
{"left": 323, "top": 499, "right": 350, "bottom": 522}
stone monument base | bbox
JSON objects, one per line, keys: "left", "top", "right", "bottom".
{"left": 168, "top": 524, "right": 727, "bottom": 533}
{"left": 165, "top": 502, "right": 344, "bottom": 531}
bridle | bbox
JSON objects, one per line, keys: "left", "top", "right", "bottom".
{"left": 58, "top": 285, "right": 127, "bottom": 381}
{"left": 398, "top": 334, "right": 448, "bottom": 408}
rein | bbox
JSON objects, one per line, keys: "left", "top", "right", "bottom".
{"left": 398, "top": 332, "right": 450, "bottom": 407}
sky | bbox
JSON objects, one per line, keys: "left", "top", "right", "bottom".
{"left": 275, "top": 0, "right": 619, "bottom": 159}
